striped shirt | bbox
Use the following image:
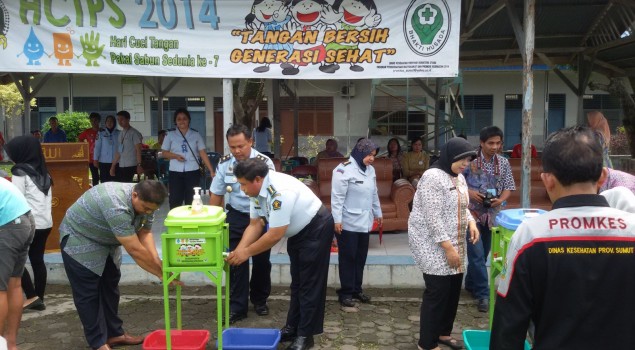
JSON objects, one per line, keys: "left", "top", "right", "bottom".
{"left": 59, "top": 182, "right": 154, "bottom": 275}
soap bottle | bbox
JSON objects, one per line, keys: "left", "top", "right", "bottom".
{"left": 191, "top": 187, "right": 203, "bottom": 214}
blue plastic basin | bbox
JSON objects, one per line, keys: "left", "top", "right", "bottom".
{"left": 463, "top": 330, "right": 531, "bottom": 350}
{"left": 219, "top": 328, "right": 281, "bottom": 350}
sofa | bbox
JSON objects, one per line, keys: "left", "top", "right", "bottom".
{"left": 305, "top": 157, "right": 415, "bottom": 232}
{"left": 506, "top": 158, "right": 552, "bottom": 211}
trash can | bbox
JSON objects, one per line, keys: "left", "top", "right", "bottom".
{"left": 489, "top": 208, "right": 546, "bottom": 327}
{"left": 161, "top": 205, "right": 230, "bottom": 349}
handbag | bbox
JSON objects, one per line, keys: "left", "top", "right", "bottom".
{"left": 178, "top": 129, "right": 205, "bottom": 177}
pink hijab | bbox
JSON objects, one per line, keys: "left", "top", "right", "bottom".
{"left": 587, "top": 111, "right": 611, "bottom": 147}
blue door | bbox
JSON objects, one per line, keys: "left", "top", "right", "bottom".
{"left": 547, "top": 94, "right": 566, "bottom": 137}
{"left": 504, "top": 95, "right": 523, "bottom": 150}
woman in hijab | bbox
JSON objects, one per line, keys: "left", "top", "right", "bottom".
{"left": 93, "top": 115, "right": 120, "bottom": 182}
{"left": 408, "top": 137, "right": 480, "bottom": 350}
{"left": 331, "top": 138, "right": 382, "bottom": 311}
{"left": 6, "top": 135, "right": 53, "bottom": 311}
{"left": 587, "top": 111, "right": 613, "bottom": 168}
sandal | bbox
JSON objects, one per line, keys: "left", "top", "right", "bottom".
{"left": 438, "top": 337, "right": 464, "bottom": 350}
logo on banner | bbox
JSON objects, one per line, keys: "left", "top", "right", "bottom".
{"left": 0, "top": 0, "right": 9, "bottom": 49}
{"left": 404, "top": 0, "right": 451, "bottom": 57}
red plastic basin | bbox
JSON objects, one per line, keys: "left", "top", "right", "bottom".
{"left": 143, "top": 330, "right": 210, "bottom": 350}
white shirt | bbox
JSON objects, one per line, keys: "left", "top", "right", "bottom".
{"left": 250, "top": 172, "right": 322, "bottom": 237}
{"left": 11, "top": 175, "right": 53, "bottom": 229}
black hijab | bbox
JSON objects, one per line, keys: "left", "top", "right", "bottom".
{"left": 350, "top": 138, "right": 379, "bottom": 172}
{"left": 431, "top": 137, "right": 477, "bottom": 177}
{"left": 6, "top": 135, "right": 52, "bottom": 195}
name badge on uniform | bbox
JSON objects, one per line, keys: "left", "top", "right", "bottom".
{"left": 355, "top": 180, "right": 364, "bottom": 184}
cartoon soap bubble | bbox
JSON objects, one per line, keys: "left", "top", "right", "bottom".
{"left": 76, "top": 31, "right": 105, "bottom": 67}
{"left": 53, "top": 33, "right": 73, "bottom": 66}
{"left": 17, "top": 27, "right": 50, "bottom": 65}
{"left": 411, "top": 3, "right": 443, "bottom": 45}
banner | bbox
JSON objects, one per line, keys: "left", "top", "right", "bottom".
{"left": 0, "top": 0, "right": 460, "bottom": 79}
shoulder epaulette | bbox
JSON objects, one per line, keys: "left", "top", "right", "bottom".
{"left": 342, "top": 161, "right": 351, "bottom": 166}
{"left": 220, "top": 154, "right": 232, "bottom": 163}
{"left": 190, "top": 128, "right": 198, "bottom": 132}
{"left": 267, "top": 185, "right": 277, "bottom": 196}
{"left": 255, "top": 154, "right": 269, "bottom": 162}
{"left": 167, "top": 128, "right": 176, "bottom": 131}
{"left": 99, "top": 127, "right": 105, "bottom": 132}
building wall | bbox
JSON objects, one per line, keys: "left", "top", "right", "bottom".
{"left": 30, "top": 71, "right": 626, "bottom": 154}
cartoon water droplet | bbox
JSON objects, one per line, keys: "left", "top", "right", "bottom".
{"left": 21, "top": 27, "right": 45, "bottom": 65}
{"left": 411, "top": 4, "right": 443, "bottom": 45}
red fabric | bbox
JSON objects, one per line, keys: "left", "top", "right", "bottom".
{"left": 288, "top": 45, "right": 327, "bottom": 66}
{"left": 78, "top": 128, "right": 98, "bottom": 162}
{"left": 372, "top": 219, "right": 384, "bottom": 244}
{"left": 511, "top": 143, "right": 537, "bottom": 158}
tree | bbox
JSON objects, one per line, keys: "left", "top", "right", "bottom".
{"left": 589, "top": 78, "right": 635, "bottom": 158}
{"left": 0, "top": 82, "right": 33, "bottom": 121}
{"left": 41, "top": 111, "right": 91, "bottom": 142}
{"left": 232, "top": 78, "right": 265, "bottom": 128}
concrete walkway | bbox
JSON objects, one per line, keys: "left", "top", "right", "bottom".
{"left": 19, "top": 285, "right": 491, "bottom": 350}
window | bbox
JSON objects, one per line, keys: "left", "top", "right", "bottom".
{"left": 62, "top": 96, "right": 117, "bottom": 124}
{"left": 280, "top": 96, "right": 333, "bottom": 135}
{"left": 583, "top": 94, "right": 623, "bottom": 131}
{"left": 371, "top": 96, "right": 428, "bottom": 140}
{"left": 150, "top": 96, "right": 206, "bottom": 138}
{"left": 31, "top": 97, "right": 57, "bottom": 131}
{"left": 459, "top": 95, "right": 494, "bottom": 136}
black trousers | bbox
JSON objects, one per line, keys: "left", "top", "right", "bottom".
{"left": 21, "top": 227, "right": 52, "bottom": 300}
{"left": 89, "top": 162, "right": 100, "bottom": 186}
{"left": 118, "top": 166, "right": 136, "bottom": 183}
{"left": 419, "top": 273, "right": 463, "bottom": 349}
{"left": 168, "top": 170, "right": 201, "bottom": 209}
{"left": 226, "top": 206, "right": 271, "bottom": 315}
{"left": 286, "top": 206, "right": 334, "bottom": 337}
{"left": 336, "top": 230, "right": 369, "bottom": 300}
{"left": 98, "top": 163, "right": 117, "bottom": 183}
{"left": 61, "top": 237, "right": 124, "bottom": 349}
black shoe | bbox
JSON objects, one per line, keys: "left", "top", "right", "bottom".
{"left": 24, "top": 297, "right": 46, "bottom": 311}
{"left": 280, "top": 325, "right": 297, "bottom": 342}
{"left": 224, "top": 313, "right": 247, "bottom": 325}
{"left": 477, "top": 299, "right": 489, "bottom": 313}
{"left": 353, "top": 292, "right": 371, "bottom": 303}
{"left": 254, "top": 303, "right": 269, "bottom": 316}
{"left": 286, "top": 335, "right": 314, "bottom": 350}
{"left": 340, "top": 298, "right": 356, "bottom": 307}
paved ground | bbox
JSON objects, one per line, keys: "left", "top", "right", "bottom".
{"left": 19, "top": 285, "right": 491, "bottom": 350}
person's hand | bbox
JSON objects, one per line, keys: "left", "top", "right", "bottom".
{"left": 376, "top": 217, "right": 383, "bottom": 228}
{"left": 334, "top": 223, "right": 343, "bottom": 234}
{"left": 469, "top": 189, "right": 484, "bottom": 204}
{"left": 136, "top": 164, "right": 143, "bottom": 175}
{"left": 161, "top": 273, "right": 185, "bottom": 287}
{"left": 175, "top": 154, "right": 186, "bottom": 162}
{"left": 109, "top": 166, "right": 116, "bottom": 177}
{"left": 225, "top": 248, "right": 250, "bottom": 266}
{"left": 445, "top": 248, "right": 460, "bottom": 269}
{"left": 93, "top": 160, "right": 99, "bottom": 168}
{"left": 490, "top": 198, "right": 504, "bottom": 208}
{"left": 468, "top": 222, "right": 480, "bottom": 244}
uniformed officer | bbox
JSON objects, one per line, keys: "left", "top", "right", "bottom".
{"left": 93, "top": 115, "right": 120, "bottom": 183}
{"left": 226, "top": 158, "right": 334, "bottom": 350}
{"left": 209, "top": 124, "right": 274, "bottom": 324}
{"left": 161, "top": 108, "right": 214, "bottom": 209}
{"left": 331, "top": 138, "right": 382, "bottom": 310}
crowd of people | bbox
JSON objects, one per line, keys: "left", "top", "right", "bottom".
{"left": 0, "top": 109, "right": 633, "bottom": 350}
